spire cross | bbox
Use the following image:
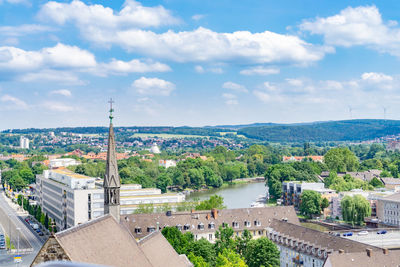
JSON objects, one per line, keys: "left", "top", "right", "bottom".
{"left": 108, "top": 98, "right": 114, "bottom": 123}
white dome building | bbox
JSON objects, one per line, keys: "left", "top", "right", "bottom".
{"left": 150, "top": 143, "right": 161, "bottom": 154}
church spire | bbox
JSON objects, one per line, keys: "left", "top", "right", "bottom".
{"left": 103, "top": 98, "right": 120, "bottom": 222}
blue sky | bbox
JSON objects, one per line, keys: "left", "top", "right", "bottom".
{"left": 1, "top": 0, "right": 400, "bottom": 129}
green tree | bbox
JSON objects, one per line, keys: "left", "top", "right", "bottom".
{"left": 215, "top": 249, "right": 247, "bottom": 267}
{"left": 156, "top": 173, "right": 172, "bottom": 193}
{"left": 214, "top": 226, "right": 235, "bottom": 255}
{"left": 299, "top": 190, "right": 322, "bottom": 218}
{"left": 324, "top": 147, "right": 359, "bottom": 172}
{"left": 369, "top": 177, "right": 384, "bottom": 188}
{"left": 189, "top": 238, "right": 216, "bottom": 264}
{"left": 235, "top": 229, "right": 252, "bottom": 257}
{"left": 188, "top": 253, "right": 209, "bottom": 267}
{"left": 44, "top": 214, "right": 49, "bottom": 229}
{"left": 321, "top": 197, "right": 330, "bottom": 212}
{"left": 195, "top": 195, "right": 225, "bottom": 211}
{"left": 341, "top": 195, "right": 371, "bottom": 225}
{"left": 161, "top": 226, "right": 194, "bottom": 254}
{"left": 17, "top": 194, "right": 23, "bottom": 206}
{"left": 244, "top": 237, "right": 280, "bottom": 267}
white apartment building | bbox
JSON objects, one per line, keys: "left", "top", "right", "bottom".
{"left": 49, "top": 158, "right": 80, "bottom": 169}
{"left": 158, "top": 159, "right": 177, "bottom": 168}
{"left": 36, "top": 169, "right": 186, "bottom": 230}
{"left": 35, "top": 169, "right": 104, "bottom": 231}
{"left": 378, "top": 192, "right": 400, "bottom": 226}
{"left": 20, "top": 136, "right": 29, "bottom": 149}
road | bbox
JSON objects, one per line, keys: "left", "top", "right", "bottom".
{"left": 343, "top": 230, "right": 400, "bottom": 249}
{"left": 0, "top": 191, "right": 45, "bottom": 267}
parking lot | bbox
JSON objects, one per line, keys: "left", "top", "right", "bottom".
{"left": 341, "top": 230, "right": 400, "bottom": 249}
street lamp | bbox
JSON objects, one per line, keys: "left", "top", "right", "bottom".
{"left": 8, "top": 213, "right": 11, "bottom": 251}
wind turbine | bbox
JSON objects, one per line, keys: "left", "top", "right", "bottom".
{"left": 348, "top": 106, "right": 353, "bottom": 120}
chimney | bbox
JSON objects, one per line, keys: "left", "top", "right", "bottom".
{"left": 206, "top": 214, "right": 211, "bottom": 220}
{"left": 366, "top": 248, "right": 372, "bottom": 257}
{"left": 383, "top": 248, "right": 388, "bottom": 255}
{"left": 191, "top": 209, "right": 195, "bottom": 213}
{"left": 156, "top": 222, "right": 159, "bottom": 232}
{"left": 211, "top": 208, "right": 218, "bottom": 219}
{"left": 338, "top": 249, "right": 344, "bottom": 254}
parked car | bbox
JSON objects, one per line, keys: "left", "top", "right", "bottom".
{"left": 334, "top": 233, "right": 341, "bottom": 237}
{"left": 342, "top": 232, "right": 353, "bottom": 237}
{"left": 377, "top": 230, "right": 387, "bottom": 234}
{"left": 32, "top": 224, "right": 39, "bottom": 230}
{"left": 358, "top": 231, "right": 368, "bottom": 236}
{"left": 38, "top": 231, "right": 44, "bottom": 236}
{"left": 35, "top": 229, "right": 41, "bottom": 233}
{"left": 0, "top": 242, "right": 5, "bottom": 249}
{"left": 0, "top": 234, "right": 4, "bottom": 239}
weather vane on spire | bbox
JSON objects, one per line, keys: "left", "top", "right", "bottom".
{"left": 108, "top": 98, "right": 114, "bottom": 123}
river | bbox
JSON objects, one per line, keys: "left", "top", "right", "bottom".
{"left": 186, "top": 182, "right": 267, "bottom": 209}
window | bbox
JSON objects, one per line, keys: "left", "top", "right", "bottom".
{"left": 176, "top": 224, "right": 183, "bottom": 231}
{"left": 184, "top": 224, "right": 190, "bottom": 230}
{"left": 254, "top": 220, "right": 261, "bottom": 226}
{"left": 135, "top": 227, "right": 142, "bottom": 234}
{"left": 147, "top": 227, "right": 156, "bottom": 233}
{"left": 198, "top": 223, "right": 204, "bottom": 230}
{"left": 88, "top": 211, "right": 91, "bottom": 220}
{"left": 208, "top": 222, "right": 215, "bottom": 229}
{"left": 244, "top": 221, "right": 251, "bottom": 227}
{"left": 209, "top": 234, "right": 213, "bottom": 241}
{"left": 232, "top": 222, "right": 239, "bottom": 228}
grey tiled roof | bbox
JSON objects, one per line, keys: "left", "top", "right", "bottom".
{"left": 122, "top": 206, "right": 299, "bottom": 239}
{"left": 324, "top": 250, "right": 400, "bottom": 267}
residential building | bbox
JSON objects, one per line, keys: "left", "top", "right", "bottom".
{"left": 282, "top": 156, "right": 324, "bottom": 163}
{"left": 31, "top": 214, "right": 192, "bottom": 267}
{"left": 380, "top": 177, "right": 400, "bottom": 190}
{"left": 20, "top": 136, "right": 29, "bottom": 149}
{"left": 323, "top": 249, "right": 400, "bottom": 267}
{"left": 377, "top": 193, "right": 400, "bottom": 227}
{"left": 266, "top": 219, "right": 382, "bottom": 267}
{"left": 49, "top": 158, "right": 80, "bottom": 169}
{"left": 159, "top": 159, "right": 177, "bottom": 168}
{"left": 35, "top": 168, "right": 105, "bottom": 230}
{"left": 122, "top": 206, "right": 299, "bottom": 241}
{"left": 281, "top": 181, "right": 335, "bottom": 208}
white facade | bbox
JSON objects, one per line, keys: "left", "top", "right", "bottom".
{"left": 379, "top": 193, "right": 400, "bottom": 226}
{"left": 20, "top": 136, "right": 29, "bottom": 149}
{"left": 35, "top": 170, "right": 186, "bottom": 229}
{"left": 119, "top": 184, "right": 185, "bottom": 214}
{"left": 49, "top": 158, "right": 80, "bottom": 169}
{"left": 277, "top": 244, "right": 324, "bottom": 267}
{"left": 150, "top": 143, "right": 161, "bottom": 154}
{"left": 35, "top": 169, "right": 104, "bottom": 231}
{"left": 159, "top": 159, "right": 177, "bottom": 168}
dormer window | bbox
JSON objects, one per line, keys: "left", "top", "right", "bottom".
{"left": 232, "top": 222, "right": 239, "bottom": 228}
{"left": 208, "top": 222, "right": 215, "bottom": 229}
{"left": 134, "top": 227, "right": 142, "bottom": 234}
{"left": 184, "top": 224, "right": 190, "bottom": 230}
{"left": 254, "top": 220, "right": 261, "bottom": 226}
{"left": 198, "top": 223, "right": 205, "bottom": 230}
{"left": 244, "top": 221, "right": 251, "bottom": 227}
{"left": 176, "top": 224, "right": 183, "bottom": 231}
{"left": 147, "top": 226, "right": 156, "bottom": 233}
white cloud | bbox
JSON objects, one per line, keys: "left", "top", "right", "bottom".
{"left": 194, "top": 65, "right": 204, "bottom": 73}
{"left": 95, "top": 58, "right": 171, "bottom": 76}
{"left": 253, "top": 91, "right": 271, "bottom": 103}
{"left": 262, "top": 82, "right": 278, "bottom": 92}
{"left": 0, "top": 0, "right": 30, "bottom": 5}
{"left": 192, "top": 14, "right": 205, "bottom": 21}
{"left": 222, "top": 93, "right": 238, "bottom": 105}
{"left": 17, "top": 70, "right": 85, "bottom": 85}
{"left": 43, "top": 101, "right": 75, "bottom": 112}
{"left": 0, "top": 43, "right": 96, "bottom": 71}
{"left": 132, "top": 77, "right": 175, "bottom": 96}
{"left": 240, "top": 66, "right": 280, "bottom": 76}
{"left": 361, "top": 72, "right": 393, "bottom": 82}
{"left": 0, "top": 94, "right": 28, "bottom": 109}
{"left": 38, "top": 0, "right": 179, "bottom": 29}
{"left": 222, "top": 82, "right": 248, "bottom": 93}
{"left": 50, "top": 89, "right": 72, "bottom": 97}
{"left": 286, "top": 78, "right": 303, "bottom": 87}
{"left": 0, "top": 24, "right": 54, "bottom": 37}
{"left": 300, "top": 5, "right": 400, "bottom": 57}
{"left": 195, "top": 65, "right": 223, "bottom": 74}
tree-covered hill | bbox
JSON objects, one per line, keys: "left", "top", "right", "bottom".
{"left": 237, "top": 119, "right": 400, "bottom": 142}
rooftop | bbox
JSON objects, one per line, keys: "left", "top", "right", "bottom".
{"left": 50, "top": 168, "right": 92, "bottom": 180}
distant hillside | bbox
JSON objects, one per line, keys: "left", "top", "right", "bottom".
{"left": 208, "top": 122, "right": 278, "bottom": 130}
{"left": 237, "top": 119, "right": 400, "bottom": 142}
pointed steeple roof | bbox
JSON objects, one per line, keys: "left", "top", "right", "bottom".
{"left": 104, "top": 121, "right": 120, "bottom": 188}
